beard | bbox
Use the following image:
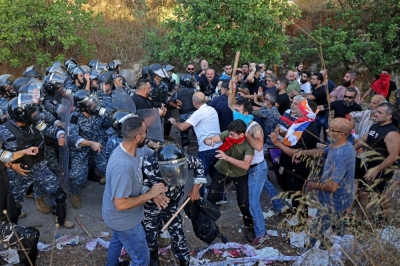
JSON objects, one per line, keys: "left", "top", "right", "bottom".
{"left": 343, "top": 100, "right": 354, "bottom": 107}
{"left": 300, "top": 78, "right": 308, "bottom": 84}
{"left": 341, "top": 80, "right": 351, "bottom": 87}
{"left": 137, "top": 138, "right": 146, "bottom": 148}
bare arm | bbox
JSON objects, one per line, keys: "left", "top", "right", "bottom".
{"left": 376, "top": 131, "right": 400, "bottom": 172}
{"left": 168, "top": 118, "right": 192, "bottom": 131}
{"left": 360, "top": 88, "right": 372, "bottom": 103}
{"left": 216, "top": 151, "right": 253, "bottom": 170}
{"left": 246, "top": 68, "right": 256, "bottom": 84}
{"left": 306, "top": 94, "right": 316, "bottom": 100}
{"left": 228, "top": 79, "right": 237, "bottom": 111}
{"left": 113, "top": 183, "right": 167, "bottom": 211}
{"left": 269, "top": 132, "right": 297, "bottom": 157}
{"left": 245, "top": 123, "right": 264, "bottom": 151}
{"left": 353, "top": 132, "right": 369, "bottom": 150}
{"left": 203, "top": 135, "right": 222, "bottom": 148}
{"left": 307, "top": 180, "right": 339, "bottom": 193}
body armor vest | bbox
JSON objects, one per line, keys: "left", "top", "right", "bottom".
{"left": 150, "top": 81, "right": 169, "bottom": 109}
{"left": 177, "top": 88, "right": 196, "bottom": 114}
{"left": 4, "top": 121, "right": 44, "bottom": 167}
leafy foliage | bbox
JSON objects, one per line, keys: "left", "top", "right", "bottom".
{"left": 290, "top": 0, "right": 400, "bottom": 74}
{"left": 0, "top": 0, "right": 98, "bottom": 67}
{"left": 152, "top": 0, "right": 300, "bottom": 65}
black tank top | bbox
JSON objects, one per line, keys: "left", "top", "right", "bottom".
{"left": 366, "top": 122, "right": 397, "bottom": 167}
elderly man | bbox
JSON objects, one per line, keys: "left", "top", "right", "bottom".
{"left": 270, "top": 99, "right": 318, "bottom": 217}
{"left": 195, "top": 59, "right": 209, "bottom": 81}
{"left": 307, "top": 118, "right": 355, "bottom": 247}
{"left": 286, "top": 70, "right": 301, "bottom": 97}
{"left": 169, "top": 92, "right": 221, "bottom": 197}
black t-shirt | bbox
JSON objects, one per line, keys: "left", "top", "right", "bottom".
{"left": 323, "top": 101, "right": 362, "bottom": 118}
{"left": 312, "top": 85, "right": 328, "bottom": 116}
{"left": 276, "top": 93, "right": 291, "bottom": 115}
{"left": 199, "top": 77, "right": 220, "bottom": 96}
{"left": 366, "top": 123, "right": 398, "bottom": 168}
{"left": 246, "top": 76, "right": 260, "bottom": 95}
{"left": 132, "top": 94, "right": 152, "bottom": 110}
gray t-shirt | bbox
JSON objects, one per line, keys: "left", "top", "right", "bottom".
{"left": 102, "top": 144, "right": 153, "bottom": 231}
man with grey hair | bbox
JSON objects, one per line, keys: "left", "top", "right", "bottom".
{"left": 330, "top": 70, "right": 361, "bottom": 104}
{"left": 196, "top": 59, "right": 209, "bottom": 81}
{"left": 286, "top": 70, "right": 301, "bottom": 97}
{"left": 264, "top": 74, "right": 278, "bottom": 95}
{"left": 318, "top": 87, "right": 362, "bottom": 119}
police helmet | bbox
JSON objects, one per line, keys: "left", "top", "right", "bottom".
{"left": 107, "top": 60, "right": 121, "bottom": 72}
{"left": 23, "top": 66, "right": 42, "bottom": 79}
{"left": 111, "top": 110, "right": 136, "bottom": 136}
{"left": 72, "top": 66, "right": 86, "bottom": 80}
{"left": 64, "top": 58, "right": 77, "bottom": 68}
{"left": 142, "top": 66, "right": 149, "bottom": 78}
{"left": 74, "top": 90, "right": 105, "bottom": 116}
{"left": 0, "top": 74, "right": 16, "bottom": 97}
{"left": 8, "top": 96, "right": 38, "bottom": 123}
{"left": 88, "top": 59, "right": 99, "bottom": 69}
{"left": 12, "top": 77, "right": 30, "bottom": 94}
{"left": 180, "top": 74, "right": 195, "bottom": 88}
{"left": 149, "top": 63, "right": 168, "bottom": 79}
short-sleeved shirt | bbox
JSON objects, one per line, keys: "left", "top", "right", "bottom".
{"left": 312, "top": 85, "right": 328, "bottom": 116}
{"left": 276, "top": 93, "right": 291, "bottom": 115}
{"left": 186, "top": 104, "right": 222, "bottom": 151}
{"left": 323, "top": 100, "right": 362, "bottom": 118}
{"left": 300, "top": 82, "right": 312, "bottom": 94}
{"left": 132, "top": 94, "right": 152, "bottom": 110}
{"left": 214, "top": 131, "right": 254, "bottom": 177}
{"left": 350, "top": 109, "right": 376, "bottom": 138}
{"left": 287, "top": 80, "right": 301, "bottom": 94}
{"left": 318, "top": 142, "right": 355, "bottom": 212}
{"left": 102, "top": 145, "right": 153, "bottom": 231}
{"left": 330, "top": 85, "right": 361, "bottom": 104}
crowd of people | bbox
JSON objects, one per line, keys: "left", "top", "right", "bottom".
{"left": 0, "top": 58, "right": 399, "bottom": 265}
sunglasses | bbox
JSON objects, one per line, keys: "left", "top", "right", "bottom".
{"left": 343, "top": 95, "right": 354, "bottom": 99}
{"left": 187, "top": 68, "right": 194, "bottom": 70}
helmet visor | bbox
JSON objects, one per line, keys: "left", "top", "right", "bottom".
{"left": 158, "top": 158, "right": 188, "bottom": 186}
{"left": 18, "top": 92, "right": 40, "bottom": 108}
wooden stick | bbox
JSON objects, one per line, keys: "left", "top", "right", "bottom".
{"left": 161, "top": 184, "right": 203, "bottom": 232}
{"left": 74, "top": 217, "right": 93, "bottom": 238}
{"left": 232, "top": 51, "right": 241, "bottom": 79}
{"left": 3, "top": 210, "right": 33, "bottom": 266}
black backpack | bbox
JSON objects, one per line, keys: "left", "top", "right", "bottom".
{"left": 184, "top": 198, "right": 228, "bottom": 244}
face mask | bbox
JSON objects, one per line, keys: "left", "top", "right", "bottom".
{"left": 233, "top": 110, "right": 253, "bottom": 126}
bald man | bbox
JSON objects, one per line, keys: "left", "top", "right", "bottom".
{"left": 286, "top": 70, "right": 301, "bottom": 97}
{"left": 349, "top": 94, "right": 386, "bottom": 139}
{"left": 306, "top": 118, "right": 355, "bottom": 247}
{"left": 169, "top": 92, "right": 221, "bottom": 197}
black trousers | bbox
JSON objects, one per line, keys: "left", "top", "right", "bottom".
{"left": 207, "top": 171, "right": 253, "bottom": 228}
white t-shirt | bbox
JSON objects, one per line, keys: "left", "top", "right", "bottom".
{"left": 246, "top": 121, "right": 264, "bottom": 165}
{"left": 186, "top": 104, "right": 222, "bottom": 151}
{"left": 300, "top": 82, "right": 311, "bottom": 94}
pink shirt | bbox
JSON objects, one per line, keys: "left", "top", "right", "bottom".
{"left": 330, "top": 85, "right": 361, "bottom": 104}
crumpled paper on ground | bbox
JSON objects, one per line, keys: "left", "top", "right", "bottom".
{"left": 378, "top": 226, "right": 400, "bottom": 249}
{"left": 191, "top": 242, "right": 298, "bottom": 265}
{"left": 55, "top": 235, "right": 79, "bottom": 250}
{"left": 285, "top": 215, "right": 299, "bottom": 226}
{"left": 0, "top": 249, "right": 19, "bottom": 264}
{"left": 37, "top": 242, "right": 51, "bottom": 251}
{"left": 86, "top": 237, "right": 110, "bottom": 251}
{"left": 266, "top": 230, "right": 279, "bottom": 237}
{"left": 263, "top": 210, "right": 275, "bottom": 219}
{"left": 289, "top": 231, "right": 308, "bottom": 248}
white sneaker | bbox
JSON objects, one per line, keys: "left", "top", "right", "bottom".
{"left": 215, "top": 199, "right": 228, "bottom": 205}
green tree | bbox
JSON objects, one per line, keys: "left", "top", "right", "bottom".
{"left": 152, "top": 0, "right": 300, "bottom": 65}
{"left": 0, "top": 0, "right": 98, "bottom": 67}
{"left": 290, "top": 0, "right": 400, "bottom": 74}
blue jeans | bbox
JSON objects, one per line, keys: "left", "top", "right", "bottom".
{"left": 310, "top": 207, "right": 345, "bottom": 247}
{"left": 248, "top": 161, "right": 268, "bottom": 237}
{"left": 315, "top": 114, "right": 329, "bottom": 142}
{"left": 106, "top": 223, "right": 150, "bottom": 266}
{"left": 198, "top": 148, "right": 218, "bottom": 197}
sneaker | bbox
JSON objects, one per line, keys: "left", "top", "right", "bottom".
{"left": 250, "top": 233, "right": 269, "bottom": 247}
{"left": 245, "top": 228, "right": 255, "bottom": 242}
{"left": 18, "top": 212, "right": 27, "bottom": 219}
{"left": 24, "top": 191, "right": 34, "bottom": 198}
{"left": 216, "top": 198, "right": 228, "bottom": 205}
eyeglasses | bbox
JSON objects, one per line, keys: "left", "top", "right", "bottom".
{"left": 327, "top": 128, "right": 342, "bottom": 133}
{"left": 343, "top": 95, "right": 354, "bottom": 99}
{"left": 187, "top": 68, "right": 194, "bottom": 70}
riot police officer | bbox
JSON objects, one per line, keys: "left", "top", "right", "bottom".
{"left": 0, "top": 74, "right": 16, "bottom": 120}
{"left": 142, "top": 143, "right": 204, "bottom": 266}
{"left": 172, "top": 74, "right": 197, "bottom": 148}
{"left": 0, "top": 95, "right": 74, "bottom": 228}
{"left": 65, "top": 66, "right": 91, "bottom": 92}
{"left": 68, "top": 90, "right": 108, "bottom": 208}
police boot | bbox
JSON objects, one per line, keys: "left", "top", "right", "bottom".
{"left": 149, "top": 250, "right": 160, "bottom": 266}
{"left": 16, "top": 203, "right": 26, "bottom": 219}
{"left": 99, "top": 176, "right": 106, "bottom": 185}
{"left": 71, "top": 194, "right": 82, "bottom": 209}
{"left": 35, "top": 198, "right": 52, "bottom": 214}
{"left": 55, "top": 216, "right": 75, "bottom": 229}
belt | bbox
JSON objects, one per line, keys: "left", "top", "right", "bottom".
{"left": 249, "top": 160, "right": 264, "bottom": 169}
